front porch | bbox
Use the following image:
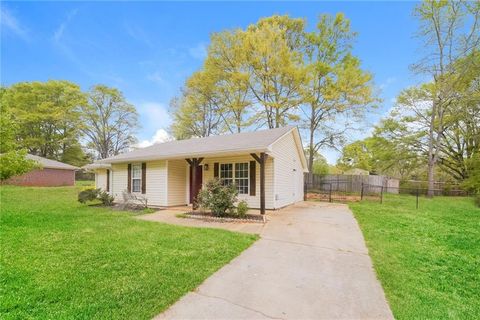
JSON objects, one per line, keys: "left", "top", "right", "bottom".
{"left": 179, "top": 152, "right": 273, "bottom": 215}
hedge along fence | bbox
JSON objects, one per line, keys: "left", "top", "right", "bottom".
{"left": 304, "top": 174, "right": 400, "bottom": 194}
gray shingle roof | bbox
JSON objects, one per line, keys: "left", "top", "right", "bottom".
{"left": 98, "top": 126, "right": 297, "bottom": 164}
{"left": 26, "top": 154, "right": 79, "bottom": 170}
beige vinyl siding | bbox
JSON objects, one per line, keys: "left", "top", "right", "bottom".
{"left": 202, "top": 155, "right": 274, "bottom": 209}
{"left": 167, "top": 160, "right": 187, "bottom": 206}
{"left": 110, "top": 161, "right": 168, "bottom": 206}
{"left": 145, "top": 160, "right": 167, "bottom": 206}
{"left": 95, "top": 169, "right": 107, "bottom": 191}
{"left": 111, "top": 163, "right": 128, "bottom": 202}
{"left": 270, "top": 131, "right": 305, "bottom": 208}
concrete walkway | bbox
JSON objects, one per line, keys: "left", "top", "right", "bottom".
{"left": 137, "top": 208, "right": 265, "bottom": 235}
{"left": 155, "top": 202, "right": 394, "bottom": 320}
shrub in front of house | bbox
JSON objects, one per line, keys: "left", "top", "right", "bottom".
{"left": 197, "top": 179, "right": 238, "bottom": 217}
{"left": 98, "top": 191, "right": 115, "bottom": 206}
{"left": 235, "top": 200, "right": 249, "bottom": 218}
{"left": 78, "top": 189, "right": 114, "bottom": 206}
{"left": 78, "top": 188, "right": 100, "bottom": 204}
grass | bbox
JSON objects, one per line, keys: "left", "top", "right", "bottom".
{"left": 0, "top": 186, "right": 257, "bottom": 319}
{"left": 75, "top": 180, "right": 95, "bottom": 187}
{"left": 349, "top": 195, "right": 480, "bottom": 319}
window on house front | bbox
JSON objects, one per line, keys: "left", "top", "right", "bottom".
{"left": 132, "top": 164, "right": 142, "bottom": 193}
{"left": 235, "top": 163, "right": 249, "bottom": 194}
{"left": 219, "top": 162, "right": 249, "bottom": 195}
{"left": 220, "top": 163, "right": 233, "bottom": 186}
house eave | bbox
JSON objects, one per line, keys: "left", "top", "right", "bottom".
{"left": 96, "top": 147, "right": 272, "bottom": 165}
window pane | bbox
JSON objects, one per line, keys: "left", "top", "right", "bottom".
{"left": 235, "top": 163, "right": 248, "bottom": 178}
{"left": 220, "top": 163, "right": 233, "bottom": 179}
{"left": 132, "top": 164, "right": 141, "bottom": 178}
{"left": 132, "top": 179, "right": 141, "bottom": 192}
{"left": 235, "top": 177, "right": 248, "bottom": 194}
{"left": 235, "top": 163, "right": 249, "bottom": 194}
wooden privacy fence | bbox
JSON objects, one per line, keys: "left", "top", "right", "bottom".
{"left": 304, "top": 174, "right": 400, "bottom": 194}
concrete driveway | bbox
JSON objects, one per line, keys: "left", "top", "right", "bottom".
{"left": 156, "top": 202, "right": 393, "bottom": 320}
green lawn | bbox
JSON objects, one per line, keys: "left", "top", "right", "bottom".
{"left": 349, "top": 195, "right": 480, "bottom": 319}
{"left": 75, "top": 180, "right": 95, "bottom": 187}
{"left": 0, "top": 186, "right": 257, "bottom": 319}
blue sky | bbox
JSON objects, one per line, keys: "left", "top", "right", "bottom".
{"left": 1, "top": 1, "right": 422, "bottom": 163}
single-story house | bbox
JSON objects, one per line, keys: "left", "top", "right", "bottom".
{"left": 4, "top": 154, "right": 79, "bottom": 187}
{"left": 88, "top": 126, "right": 308, "bottom": 214}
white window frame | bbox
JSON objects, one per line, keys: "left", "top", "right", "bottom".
{"left": 219, "top": 162, "right": 249, "bottom": 195}
{"left": 131, "top": 163, "right": 142, "bottom": 193}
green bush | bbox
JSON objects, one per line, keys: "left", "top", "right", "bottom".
{"left": 197, "top": 179, "right": 238, "bottom": 216}
{"left": 98, "top": 191, "right": 114, "bottom": 206}
{"left": 0, "top": 150, "right": 39, "bottom": 180}
{"left": 236, "top": 200, "right": 249, "bottom": 218}
{"left": 474, "top": 194, "right": 480, "bottom": 208}
{"left": 78, "top": 189, "right": 100, "bottom": 204}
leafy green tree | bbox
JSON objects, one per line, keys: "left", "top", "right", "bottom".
{"left": 0, "top": 88, "right": 38, "bottom": 180}
{"left": 0, "top": 150, "right": 39, "bottom": 180}
{"left": 206, "top": 30, "right": 253, "bottom": 133}
{"left": 311, "top": 155, "right": 329, "bottom": 175}
{"left": 170, "top": 70, "right": 224, "bottom": 139}
{"left": 2, "top": 81, "right": 86, "bottom": 160}
{"left": 301, "top": 13, "right": 377, "bottom": 173}
{"left": 243, "top": 15, "right": 306, "bottom": 128}
{"left": 463, "top": 153, "right": 480, "bottom": 193}
{"left": 411, "top": 0, "right": 479, "bottom": 196}
{"left": 81, "top": 85, "right": 139, "bottom": 159}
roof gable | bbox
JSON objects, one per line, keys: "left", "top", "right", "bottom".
{"left": 26, "top": 154, "right": 79, "bottom": 170}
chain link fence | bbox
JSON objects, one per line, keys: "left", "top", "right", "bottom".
{"left": 305, "top": 178, "right": 471, "bottom": 209}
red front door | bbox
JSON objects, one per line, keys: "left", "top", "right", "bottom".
{"left": 189, "top": 165, "right": 203, "bottom": 204}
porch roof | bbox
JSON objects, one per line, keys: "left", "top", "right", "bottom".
{"left": 96, "top": 126, "right": 297, "bottom": 164}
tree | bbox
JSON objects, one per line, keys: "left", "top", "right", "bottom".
{"left": 463, "top": 153, "right": 480, "bottom": 193}
{"left": 0, "top": 150, "right": 39, "bottom": 180}
{"left": 244, "top": 15, "right": 306, "bottom": 128}
{"left": 81, "top": 85, "right": 139, "bottom": 159}
{"left": 2, "top": 81, "right": 85, "bottom": 160}
{"left": 0, "top": 89, "right": 38, "bottom": 180}
{"left": 337, "top": 138, "right": 377, "bottom": 173}
{"left": 311, "top": 154, "right": 330, "bottom": 175}
{"left": 301, "top": 13, "right": 377, "bottom": 174}
{"left": 412, "top": 0, "right": 480, "bottom": 196}
{"left": 206, "top": 30, "right": 253, "bottom": 133}
{"left": 170, "top": 70, "right": 224, "bottom": 139}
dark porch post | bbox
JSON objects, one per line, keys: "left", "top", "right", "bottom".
{"left": 251, "top": 152, "right": 268, "bottom": 215}
{"left": 185, "top": 158, "right": 203, "bottom": 210}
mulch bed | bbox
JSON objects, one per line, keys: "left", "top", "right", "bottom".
{"left": 184, "top": 211, "right": 266, "bottom": 224}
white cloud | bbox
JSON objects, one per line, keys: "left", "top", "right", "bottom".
{"left": 136, "top": 129, "right": 172, "bottom": 148}
{"left": 52, "top": 9, "right": 78, "bottom": 43}
{"left": 140, "top": 101, "right": 171, "bottom": 125}
{"left": 124, "top": 23, "right": 152, "bottom": 47}
{"left": 379, "top": 77, "right": 397, "bottom": 90}
{"left": 1, "top": 6, "right": 28, "bottom": 40}
{"left": 188, "top": 42, "right": 207, "bottom": 60}
{"left": 147, "top": 71, "right": 168, "bottom": 87}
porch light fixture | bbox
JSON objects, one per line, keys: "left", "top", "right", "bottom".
{"left": 204, "top": 164, "right": 209, "bottom": 171}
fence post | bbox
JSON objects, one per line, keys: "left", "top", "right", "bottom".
{"left": 361, "top": 183, "right": 364, "bottom": 200}
{"left": 329, "top": 183, "right": 332, "bottom": 203}
{"left": 416, "top": 188, "right": 419, "bottom": 209}
{"left": 380, "top": 186, "right": 384, "bottom": 204}
{"left": 304, "top": 181, "right": 307, "bottom": 201}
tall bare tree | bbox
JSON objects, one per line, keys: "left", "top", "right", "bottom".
{"left": 413, "top": 0, "right": 480, "bottom": 196}
{"left": 81, "top": 85, "right": 139, "bottom": 159}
